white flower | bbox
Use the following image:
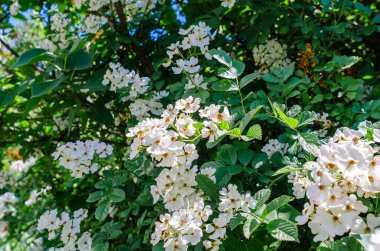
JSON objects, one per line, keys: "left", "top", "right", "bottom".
{"left": 184, "top": 57, "right": 200, "bottom": 74}
{"left": 77, "top": 232, "right": 92, "bottom": 251}
{"left": 221, "top": 0, "right": 236, "bottom": 8}
{"left": 175, "top": 97, "right": 201, "bottom": 113}
{"left": 351, "top": 214, "right": 380, "bottom": 235}
{"left": 10, "top": 1, "right": 20, "bottom": 16}
{"left": 37, "top": 209, "right": 61, "bottom": 240}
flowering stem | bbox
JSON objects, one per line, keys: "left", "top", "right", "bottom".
{"left": 236, "top": 77, "right": 246, "bottom": 115}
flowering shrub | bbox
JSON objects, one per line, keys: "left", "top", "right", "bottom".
{"left": 1, "top": 0, "right": 380, "bottom": 250}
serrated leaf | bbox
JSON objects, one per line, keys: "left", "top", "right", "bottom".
{"left": 267, "top": 218, "right": 299, "bottom": 242}
{"left": 243, "top": 215, "right": 261, "bottom": 239}
{"left": 95, "top": 179, "right": 113, "bottom": 190}
{"left": 206, "top": 135, "right": 225, "bottom": 149}
{"left": 110, "top": 188, "right": 125, "bottom": 203}
{"left": 273, "top": 165, "right": 303, "bottom": 176}
{"left": 112, "top": 175, "right": 129, "bottom": 186}
{"left": 196, "top": 175, "right": 218, "bottom": 201}
{"left": 232, "top": 61, "right": 245, "bottom": 77}
{"left": 271, "top": 103, "right": 299, "bottom": 129}
{"left": 246, "top": 124, "right": 262, "bottom": 140}
{"left": 225, "top": 128, "right": 241, "bottom": 137}
{"left": 253, "top": 189, "right": 271, "bottom": 209}
{"left": 262, "top": 195, "right": 294, "bottom": 217}
{"left": 229, "top": 214, "right": 245, "bottom": 230}
{"left": 209, "top": 49, "right": 232, "bottom": 67}
{"left": 240, "top": 72, "right": 259, "bottom": 89}
{"left": 218, "top": 144, "right": 237, "bottom": 165}
{"left": 238, "top": 149, "right": 254, "bottom": 166}
{"left": 87, "top": 191, "right": 105, "bottom": 203}
{"left": 239, "top": 105, "right": 264, "bottom": 132}
{"left": 95, "top": 200, "right": 111, "bottom": 221}
{"left": 219, "top": 121, "right": 230, "bottom": 130}
{"left": 263, "top": 73, "right": 280, "bottom": 83}
{"left": 298, "top": 132, "right": 320, "bottom": 156}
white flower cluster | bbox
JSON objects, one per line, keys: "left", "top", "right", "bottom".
{"left": 38, "top": 38, "right": 58, "bottom": 53}
{"left": 150, "top": 183, "right": 257, "bottom": 251}
{"left": 202, "top": 184, "right": 257, "bottom": 250}
{"left": 261, "top": 139, "right": 288, "bottom": 158}
{"left": 127, "top": 96, "right": 231, "bottom": 162}
{"left": 290, "top": 126, "right": 380, "bottom": 241}
{"left": 164, "top": 22, "right": 214, "bottom": 90}
{"left": 151, "top": 200, "right": 212, "bottom": 249}
{"left": 9, "top": 0, "right": 20, "bottom": 16}
{"left": 127, "top": 97, "right": 257, "bottom": 250}
{"left": 51, "top": 13, "right": 70, "bottom": 49}
{"left": 52, "top": 139, "right": 113, "bottom": 178}
{"left": 221, "top": 0, "right": 236, "bottom": 8}
{"left": 102, "top": 63, "right": 167, "bottom": 120}
{"left": 82, "top": 14, "right": 107, "bottom": 34}
{"left": 0, "top": 192, "right": 18, "bottom": 219}
{"left": 37, "top": 208, "right": 92, "bottom": 251}
{"left": 87, "top": 0, "right": 118, "bottom": 11}
{"left": 9, "top": 157, "right": 36, "bottom": 173}
{"left": 252, "top": 39, "right": 294, "bottom": 78}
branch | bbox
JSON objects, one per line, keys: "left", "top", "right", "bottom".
{"left": 113, "top": 2, "right": 154, "bottom": 76}
{"left": 0, "top": 37, "right": 19, "bottom": 57}
{"left": 114, "top": 2, "right": 127, "bottom": 30}
{"left": 0, "top": 13, "right": 10, "bottom": 23}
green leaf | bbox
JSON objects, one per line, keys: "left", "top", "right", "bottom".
{"left": 253, "top": 189, "right": 271, "bottom": 209}
{"left": 263, "top": 73, "right": 280, "bottom": 84}
{"left": 92, "top": 232, "right": 109, "bottom": 251}
{"left": 312, "top": 94, "right": 324, "bottom": 104}
{"left": 232, "top": 61, "right": 245, "bottom": 77}
{"left": 225, "top": 128, "right": 241, "bottom": 137}
{"left": 238, "top": 149, "right": 254, "bottom": 166}
{"left": 95, "top": 200, "right": 111, "bottom": 221}
{"left": 219, "top": 121, "right": 230, "bottom": 130}
{"left": 66, "top": 49, "right": 93, "bottom": 70}
{"left": 218, "top": 67, "right": 237, "bottom": 79}
{"left": 95, "top": 179, "right": 113, "bottom": 190}
{"left": 262, "top": 195, "right": 294, "bottom": 217}
{"left": 271, "top": 103, "right": 299, "bottom": 129}
{"left": 31, "top": 76, "right": 68, "bottom": 98}
{"left": 112, "top": 175, "right": 129, "bottom": 186}
{"left": 267, "top": 218, "right": 299, "bottom": 242}
{"left": 209, "top": 49, "right": 232, "bottom": 67}
{"left": 273, "top": 165, "right": 303, "bottom": 176}
{"left": 280, "top": 64, "right": 295, "bottom": 82}
{"left": 245, "top": 124, "right": 262, "bottom": 140}
{"left": 11, "top": 48, "right": 48, "bottom": 68}
{"left": 110, "top": 188, "right": 126, "bottom": 203}
{"left": 0, "top": 87, "right": 19, "bottom": 107}
{"left": 87, "top": 191, "right": 105, "bottom": 203}
{"left": 243, "top": 215, "right": 261, "bottom": 239}
{"left": 206, "top": 135, "right": 225, "bottom": 149}
{"left": 298, "top": 132, "right": 320, "bottom": 156}
{"left": 239, "top": 105, "right": 264, "bottom": 132}
{"left": 218, "top": 144, "right": 237, "bottom": 165}
{"left": 240, "top": 72, "right": 259, "bottom": 89}
{"left": 229, "top": 214, "right": 245, "bottom": 230}
{"left": 195, "top": 175, "right": 219, "bottom": 201}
